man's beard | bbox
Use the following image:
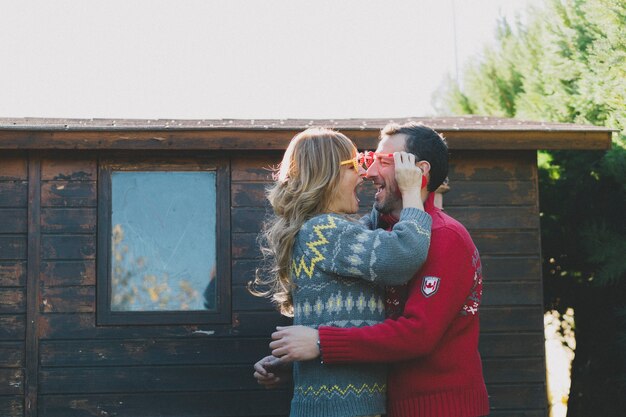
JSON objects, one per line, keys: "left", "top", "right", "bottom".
{"left": 374, "top": 187, "right": 402, "bottom": 214}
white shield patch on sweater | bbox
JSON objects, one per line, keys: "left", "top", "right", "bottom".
{"left": 421, "top": 276, "right": 440, "bottom": 297}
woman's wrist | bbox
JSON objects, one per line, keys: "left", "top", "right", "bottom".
{"left": 401, "top": 193, "right": 424, "bottom": 210}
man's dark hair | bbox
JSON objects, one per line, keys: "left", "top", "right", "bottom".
{"left": 381, "top": 122, "right": 449, "bottom": 192}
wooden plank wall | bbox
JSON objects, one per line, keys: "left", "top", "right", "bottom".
{"left": 0, "top": 149, "right": 547, "bottom": 417}
{"left": 230, "top": 154, "right": 293, "bottom": 417}
{"left": 36, "top": 153, "right": 291, "bottom": 417}
{"left": 0, "top": 154, "right": 28, "bottom": 416}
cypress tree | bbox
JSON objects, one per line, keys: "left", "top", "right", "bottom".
{"left": 437, "top": 1, "right": 626, "bottom": 415}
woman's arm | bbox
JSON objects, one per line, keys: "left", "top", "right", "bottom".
{"left": 294, "top": 208, "right": 431, "bottom": 286}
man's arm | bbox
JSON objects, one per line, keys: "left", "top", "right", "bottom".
{"left": 270, "top": 326, "right": 320, "bottom": 362}
{"left": 271, "top": 228, "right": 480, "bottom": 364}
{"left": 321, "top": 229, "right": 477, "bottom": 363}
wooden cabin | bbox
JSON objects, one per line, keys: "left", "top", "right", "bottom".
{"left": 0, "top": 117, "right": 612, "bottom": 417}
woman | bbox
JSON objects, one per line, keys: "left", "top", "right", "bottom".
{"left": 250, "top": 127, "right": 431, "bottom": 417}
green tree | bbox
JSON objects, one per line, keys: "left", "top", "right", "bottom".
{"left": 436, "top": 0, "right": 626, "bottom": 415}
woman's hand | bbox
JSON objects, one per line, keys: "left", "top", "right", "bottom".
{"left": 270, "top": 325, "right": 320, "bottom": 362}
{"left": 394, "top": 151, "right": 424, "bottom": 210}
{"left": 253, "top": 355, "right": 292, "bottom": 388}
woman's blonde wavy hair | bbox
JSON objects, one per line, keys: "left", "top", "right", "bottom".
{"left": 249, "top": 127, "right": 357, "bottom": 316}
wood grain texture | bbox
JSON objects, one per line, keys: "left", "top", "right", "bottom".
{"left": 446, "top": 206, "right": 539, "bottom": 229}
{"left": 0, "top": 209, "right": 28, "bottom": 233}
{"left": 482, "top": 281, "right": 542, "bottom": 306}
{"left": 41, "top": 181, "right": 96, "bottom": 207}
{"left": 483, "top": 357, "right": 546, "bottom": 383}
{"left": 38, "top": 313, "right": 203, "bottom": 340}
{"left": 231, "top": 208, "right": 270, "bottom": 233}
{"left": 488, "top": 410, "right": 545, "bottom": 417}
{"left": 232, "top": 286, "right": 275, "bottom": 311}
{"left": 487, "top": 384, "right": 547, "bottom": 410}
{"left": 481, "top": 256, "right": 541, "bottom": 281}
{"left": 231, "top": 312, "right": 292, "bottom": 336}
{"left": 40, "top": 338, "right": 272, "bottom": 367}
{"left": 39, "top": 365, "right": 262, "bottom": 394}
{"left": 444, "top": 180, "right": 536, "bottom": 206}
{"left": 0, "top": 342, "right": 24, "bottom": 367}
{"left": 481, "top": 306, "right": 544, "bottom": 332}
{"left": 40, "top": 286, "right": 94, "bottom": 313}
{"left": 0, "top": 124, "right": 612, "bottom": 150}
{"left": 232, "top": 260, "right": 261, "bottom": 286}
{"left": 41, "top": 209, "right": 96, "bottom": 233}
{"left": 26, "top": 154, "right": 41, "bottom": 417}
{"left": 479, "top": 333, "right": 545, "bottom": 358}
{"left": 41, "top": 160, "right": 96, "bottom": 181}
{"left": 0, "top": 316, "right": 25, "bottom": 340}
{"left": 471, "top": 231, "right": 540, "bottom": 255}
{"left": 0, "top": 157, "right": 27, "bottom": 180}
{"left": 0, "top": 368, "right": 24, "bottom": 395}
{"left": 231, "top": 183, "right": 269, "bottom": 207}
{"left": 38, "top": 311, "right": 291, "bottom": 340}
{"left": 0, "top": 236, "right": 27, "bottom": 260}
{"left": 0, "top": 396, "right": 23, "bottom": 417}
{"left": 449, "top": 151, "right": 536, "bottom": 181}
{"left": 231, "top": 156, "right": 279, "bottom": 182}
{"left": 40, "top": 261, "right": 95, "bottom": 287}
{"left": 0, "top": 288, "right": 26, "bottom": 313}
{"left": 41, "top": 235, "right": 96, "bottom": 260}
{"left": 0, "top": 182, "right": 28, "bottom": 207}
{"left": 39, "top": 390, "right": 291, "bottom": 417}
{"left": 232, "top": 233, "right": 262, "bottom": 260}
{"left": 0, "top": 262, "right": 27, "bottom": 287}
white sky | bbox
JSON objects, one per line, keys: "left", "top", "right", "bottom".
{"left": 1, "top": 0, "right": 540, "bottom": 119}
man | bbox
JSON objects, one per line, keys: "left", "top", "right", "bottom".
{"left": 256, "top": 122, "right": 490, "bottom": 417}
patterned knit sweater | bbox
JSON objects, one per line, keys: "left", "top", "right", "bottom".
{"left": 318, "top": 194, "right": 490, "bottom": 417}
{"left": 290, "top": 207, "right": 432, "bottom": 417}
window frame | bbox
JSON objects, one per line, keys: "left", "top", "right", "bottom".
{"left": 97, "top": 157, "right": 231, "bottom": 325}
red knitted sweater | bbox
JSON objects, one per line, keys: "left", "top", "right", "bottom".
{"left": 318, "top": 194, "right": 490, "bottom": 417}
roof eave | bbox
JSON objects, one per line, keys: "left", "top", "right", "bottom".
{"left": 0, "top": 126, "right": 613, "bottom": 151}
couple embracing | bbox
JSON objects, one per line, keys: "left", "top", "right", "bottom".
{"left": 250, "top": 122, "right": 489, "bottom": 417}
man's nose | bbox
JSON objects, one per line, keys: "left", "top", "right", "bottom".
{"left": 365, "top": 161, "right": 378, "bottom": 179}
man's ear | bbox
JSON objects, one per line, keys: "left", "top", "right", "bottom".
{"left": 417, "top": 161, "right": 431, "bottom": 177}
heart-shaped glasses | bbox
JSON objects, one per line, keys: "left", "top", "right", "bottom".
{"left": 340, "top": 151, "right": 394, "bottom": 172}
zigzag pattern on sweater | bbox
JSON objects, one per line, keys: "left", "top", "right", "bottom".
{"left": 294, "top": 382, "right": 386, "bottom": 398}
{"left": 292, "top": 215, "right": 337, "bottom": 279}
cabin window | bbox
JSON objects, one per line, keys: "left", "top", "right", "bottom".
{"left": 97, "top": 160, "right": 231, "bottom": 325}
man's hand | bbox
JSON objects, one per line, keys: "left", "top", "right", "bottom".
{"left": 269, "top": 325, "right": 320, "bottom": 362}
{"left": 253, "top": 355, "right": 292, "bottom": 389}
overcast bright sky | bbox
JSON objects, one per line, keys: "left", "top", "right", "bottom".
{"left": 2, "top": 0, "right": 540, "bottom": 119}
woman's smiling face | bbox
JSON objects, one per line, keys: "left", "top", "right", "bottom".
{"left": 327, "top": 152, "right": 366, "bottom": 214}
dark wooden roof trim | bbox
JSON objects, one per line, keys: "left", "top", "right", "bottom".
{"left": 0, "top": 117, "right": 614, "bottom": 150}
{"left": 0, "top": 116, "right": 614, "bottom": 131}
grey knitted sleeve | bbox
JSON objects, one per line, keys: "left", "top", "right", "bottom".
{"left": 294, "top": 208, "right": 431, "bottom": 286}
{"left": 358, "top": 207, "right": 379, "bottom": 230}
